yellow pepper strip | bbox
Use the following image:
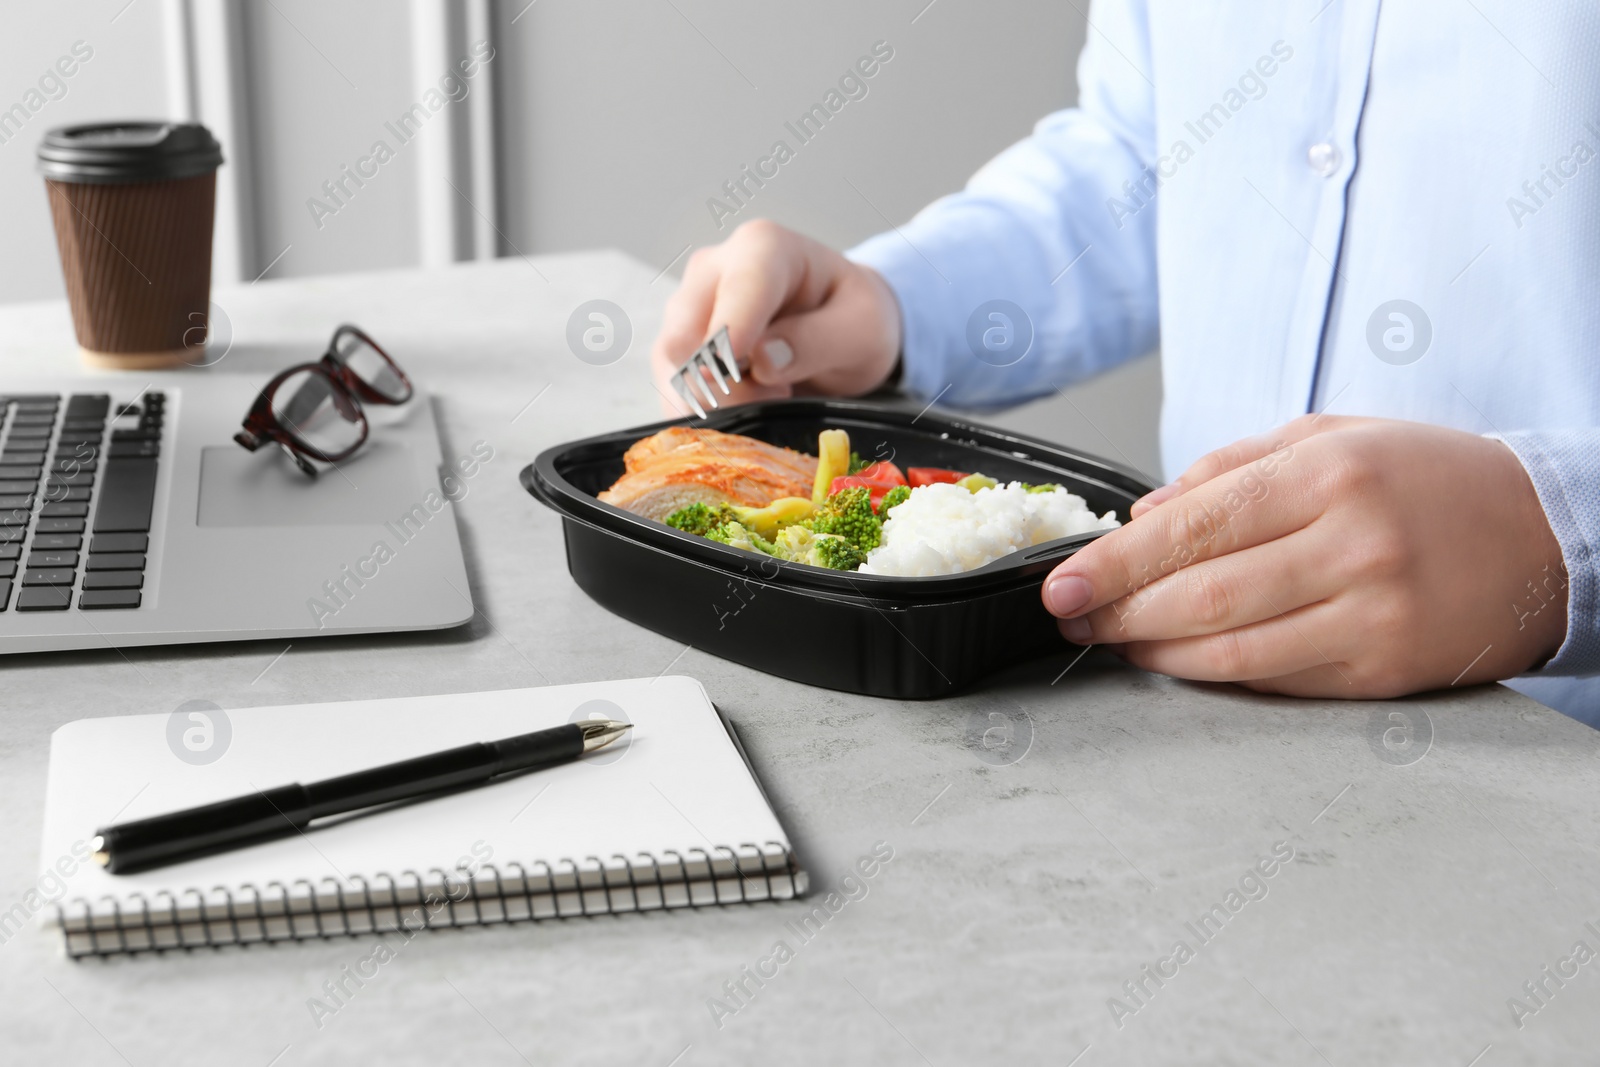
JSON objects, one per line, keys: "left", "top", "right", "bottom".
{"left": 955, "top": 473, "right": 998, "bottom": 492}
{"left": 732, "top": 496, "right": 815, "bottom": 539}
{"left": 812, "top": 429, "right": 852, "bottom": 504}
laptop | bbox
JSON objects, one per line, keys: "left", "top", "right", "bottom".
{"left": 0, "top": 374, "right": 473, "bottom": 653}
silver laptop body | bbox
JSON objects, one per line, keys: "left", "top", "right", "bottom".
{"left": 0, "top": 373, "right": 473, "bottom": 653}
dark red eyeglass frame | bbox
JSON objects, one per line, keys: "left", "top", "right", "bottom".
{"left": 233, "top": 324, "right": 413, "bottom": 476}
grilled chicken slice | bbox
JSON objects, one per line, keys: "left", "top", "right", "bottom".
{"left": 601, "top": 428, "right": 817, "bottom": 520}
{"left": 622, "top": 427, "right": 816, "bottom": 481}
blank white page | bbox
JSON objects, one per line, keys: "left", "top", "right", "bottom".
{"left": 39, "top": 676, "right": 797, "bottom": 925}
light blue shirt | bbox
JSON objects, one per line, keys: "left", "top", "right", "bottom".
{"left": 848, "top": 0, "right": 1600, "bottom": 724}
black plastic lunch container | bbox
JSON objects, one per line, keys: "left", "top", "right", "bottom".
{"left": 522, "top": 399, "right": 1156, "bottom": 699}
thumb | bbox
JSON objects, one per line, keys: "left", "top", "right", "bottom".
{"left": 747, "top": 304, "right": 838, "bottom": 385}
{"left": 748, "top": 299, "right": 882, "bottom": 389}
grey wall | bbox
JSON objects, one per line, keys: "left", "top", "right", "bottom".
{"left": 496, "top": 0, "right": 1082, "bottom": 268}
{"left": 0, "top": 0, "right": 1164, "bottom": 477}
{"left": 238, "top": 0, "right": 421, "bottom": 280}
{"left": 0, "top": 0, "right": 170, "bottom": 304}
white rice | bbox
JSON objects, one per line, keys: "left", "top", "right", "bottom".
{"left": 859, "top": 482, "right": 1120, "bottom": 577}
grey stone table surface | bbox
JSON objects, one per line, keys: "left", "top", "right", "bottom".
{"left": 1, "top": 253, "right": 1596, "bottom": 1066}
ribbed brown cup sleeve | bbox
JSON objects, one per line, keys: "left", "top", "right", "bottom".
{"left": 44, "top": 172, "right": 215, "bottom": 358}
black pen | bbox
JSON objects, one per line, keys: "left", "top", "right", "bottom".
{"left": 90, "top": 719, "right": 632, "bottom": 874}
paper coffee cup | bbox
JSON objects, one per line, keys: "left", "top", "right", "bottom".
{"left": 37, "top": 122, "right": 224, "bottom": 370}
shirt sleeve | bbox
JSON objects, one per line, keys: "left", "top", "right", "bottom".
{"left": 846, "top": 0, "right": 1160, "bottom": 408}
{"left": 1491, "top": 429, "right": 1600, "bottom": 677}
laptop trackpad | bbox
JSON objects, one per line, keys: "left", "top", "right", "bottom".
{"left": 197, "top": 443, "right": 424, "bottom": 527}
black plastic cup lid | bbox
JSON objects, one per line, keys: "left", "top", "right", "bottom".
{"left": 37, "top": 122, "right": 224, "bottom": 184}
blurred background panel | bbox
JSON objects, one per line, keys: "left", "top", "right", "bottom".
{"left": 0, "top": 0, "right": 1162, "bottom": 476}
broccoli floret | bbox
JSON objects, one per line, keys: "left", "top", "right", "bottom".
{"left": 877, "top": 484, "right": 911, "bottom": 515}
{"left": 847, "top": 451, "right": 868, "bottom": 474}
{"left": 807, "top": 534, "right": 866, "bottom": 571}
{"left": 665, "top": 501, "right": 735, "bottom": 536}
{"left": 760, "top": 523, "right": 864, "bottom": 571}
{"left": 808, "top": 485, "right": 882, "bottom": 553}
{"left": 704, "top": 521, "right": 740, "bottom": 546}
{"left": 771, "top": 524, "right": 814, "bottom": 559}
{"left": 705, "top": 520, "right": 780, "bottom": 556}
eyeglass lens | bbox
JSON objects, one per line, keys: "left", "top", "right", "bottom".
{"left": 332, "top": 330, "right": 408, "bottom": 402}
{"left": 273, "top": 368, "right": 364, "bottom": 456}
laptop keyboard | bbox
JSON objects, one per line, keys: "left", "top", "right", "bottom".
{"left": 0, "top": 392, "right": 162, "bottom": 612}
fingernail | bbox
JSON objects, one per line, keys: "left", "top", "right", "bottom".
{"left": 1135, "top": 482, "right": 1180, "bottom": 509}
{"left": 1060, "top": 616, "right": 1092, "bottom": 643}
{"left": 762, "top": 337, "right": 793, "bottom": 370}
{"left": 1044, "top": 574, "right": 1092, "bottom": 617}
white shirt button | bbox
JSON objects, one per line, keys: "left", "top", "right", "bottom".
{"left": 1307, "top": 142, "right": 1342, "bottom": 176}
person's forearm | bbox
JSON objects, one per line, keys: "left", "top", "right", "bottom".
{"left": 847, "top": 0, "right": 1161, "bottom": 408}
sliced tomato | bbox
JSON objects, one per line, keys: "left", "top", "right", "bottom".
{"left": 829, "top": 474, "right": 897, "bottom": 507}
{"left": 854, "top": 461, "right": 906, "bottom": 486}
{"left": 907, "top": 467, "right": 968, "bottom": 488}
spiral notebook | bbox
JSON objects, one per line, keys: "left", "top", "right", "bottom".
{"left": 38, "top": 676, "right": 806, "bottom": 958}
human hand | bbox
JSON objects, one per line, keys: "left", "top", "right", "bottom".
{"left": 1040, "top": 415, "right": 1570, "bottom": 697}
{"left": 649, "top": 219, "right": 902, "bottom": 415}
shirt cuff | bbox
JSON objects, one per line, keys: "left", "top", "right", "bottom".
{"left": 846, "top": 231, "right": 952, "bottom": 403}
{"left": 1490, "top": 430, "right": 1600, "bottom": 676}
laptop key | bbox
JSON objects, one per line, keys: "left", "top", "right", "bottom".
{"left": 89, "top": 533, "right": 147, "bottom": 554}
{"left": 47, "top": 472, "right": 95, "bottom": 488}
{"left": 108, "top": 440, "right": 159, "bottom": 459}
{"left": 0, "top": 509, "right": 30, "bottom": 526}
{"left": 40, "top": 502, "right": 88, "bottom": 518}
{"left": 94, "top": 458, "right": 157, "bottom": 533}
{"left": 36, "top": 518, "right": 86, "bottom": 534}
{"left": 0, "top": 579, "right": 9, "bottom": 609}
{"left": 0, "top": 465, "right": 41, "bottom": 480}
{"left": 27, "top": 550, "right": 77, "bottom": 568}
{"left": 0, "top": 561, "right": 14, "bottom": 579}
{"left": 51, "top": 459, "right": 95, "bottom": 474}
{"left": 0, "top": 544, "right": 18, "bottom": 560}
{"left": 0, "top": 528, "right": 23, "bottom": 543}
{"left": 86, "top": 553, "right": 144, "bottom": 571}
{"left": 16, "top": 586, "right": 70, "bottom": 610}
{"left": 22, "top": 568, "right": 76, "bottom": 586}
{"left": 0, "top": 495, "right": 34, "bottom": 509}
{"left": 0, "top": 481, "right": 38, "bottom": 494}
{"left": 78, "top": 589, "right": 139, "bottom": 610}
{"left": 32, "top": 533, "right": 81, "bottom": 550}
{"left": 44, "top": 486, "right": 90, "bottom": 503}
{"left": 82, "top": 571, "right": 142, "bottom": 590}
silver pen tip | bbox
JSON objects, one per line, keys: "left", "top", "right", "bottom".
{"left": 579, "top": 719, "right": 633, "bottom": 753}
{"left": 90, "top": 834, "right": 109, "bottom": 868}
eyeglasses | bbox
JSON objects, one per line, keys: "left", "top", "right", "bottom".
{"left": 233, "top": 324, "right": 413, "bottom": 476}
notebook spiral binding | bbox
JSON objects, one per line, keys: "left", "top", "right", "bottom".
{"left": 54, "top": 841, "right": 804, "bottom": 959}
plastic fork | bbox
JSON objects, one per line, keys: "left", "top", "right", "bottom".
{"left": 669, "top": 326, "right": 741, "bottom": 418}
